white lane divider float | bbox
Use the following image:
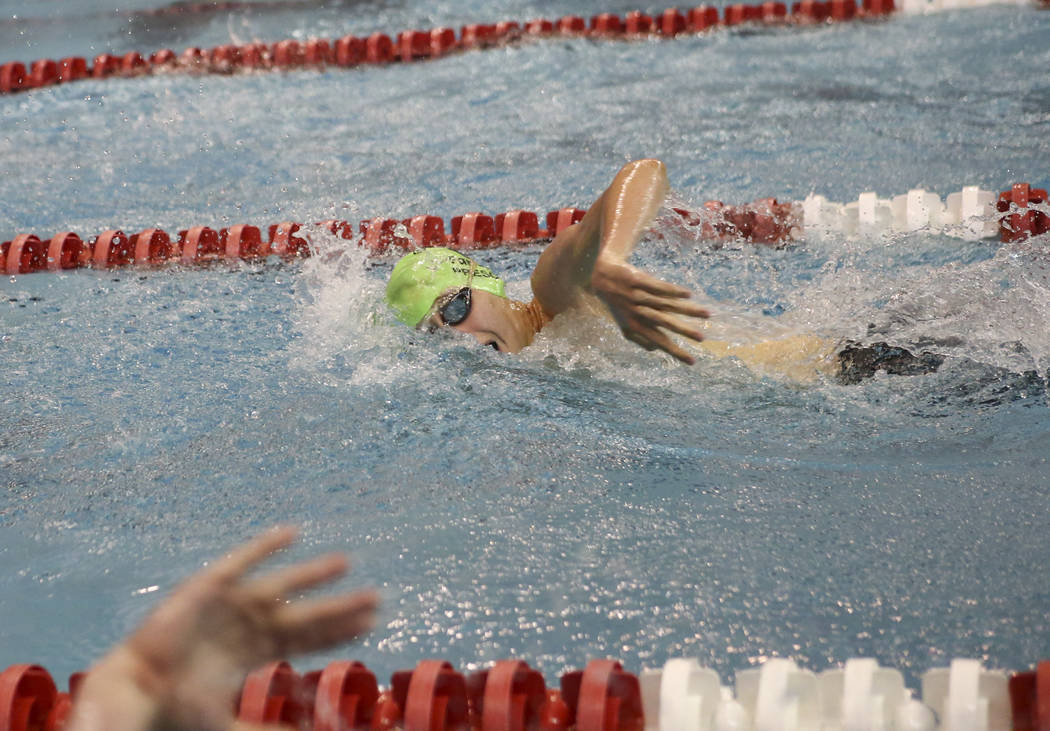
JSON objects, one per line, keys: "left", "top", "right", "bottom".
{"left": 922, "top": 659, "right": 1011, "bottom": 731}
{"left": 641, "top": 657, "right": 1010, "bottom": 730}
{"left": 898, "top": 0, "right": 1032, "bottom": 14}
{"left": 803, "top": 186, "right": 999, "bottom": 240}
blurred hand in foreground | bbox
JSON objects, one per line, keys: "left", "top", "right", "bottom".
{"left": 68, "top": 526, "right": 379, "bottom": 731}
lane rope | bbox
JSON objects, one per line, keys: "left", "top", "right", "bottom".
{"left": 2, "top": 656, "right": 1047, "bottom": 730}
{"left": 3, "top": 0, "right": 1045, "bottom": 96}
{"left": 2, "top": 183, "right": 1046, "bottom": 277}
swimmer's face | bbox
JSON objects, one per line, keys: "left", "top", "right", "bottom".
{"left": 424, "top": 288, "right": 531, "bottom": 353}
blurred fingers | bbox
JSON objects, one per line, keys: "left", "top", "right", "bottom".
{"left": 247, "top": 553, "right": 349, "bottom": 602}
{"left": 207, "top": 526, "right": 299, "bottom": 586}
{"left": 274, "top": 590, "right": 380, "bottom": 656}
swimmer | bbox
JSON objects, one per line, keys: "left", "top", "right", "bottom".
{"left": 67, "top": 526, "right": 378, "bottom": 731}
{"left": 387, "top": 158, "right": 710, "bottom": 364}
{"left": 386, "top": 158, "right": 943, "bottom": 381}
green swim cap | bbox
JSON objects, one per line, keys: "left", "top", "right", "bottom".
{"left": 385, "top": 247, "right": 507, "bottom": 327}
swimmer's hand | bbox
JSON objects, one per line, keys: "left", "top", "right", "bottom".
{"left": 68, "top": 526, "right": 379, "bottom": 731}
{"left": 591, "top": 256, "right": 710, "bottom": 365}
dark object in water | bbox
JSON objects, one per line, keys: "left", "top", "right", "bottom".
{"left": 836, "top": 341, "right": 945, "bottom": 384}
{"left": 931, "top": 361, "right": 1047, "bottom": 409}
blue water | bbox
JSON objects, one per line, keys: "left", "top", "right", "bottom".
{"left": 2, "top": 0, "right": 1049, "bottom": 692}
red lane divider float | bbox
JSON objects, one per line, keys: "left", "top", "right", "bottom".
{"left": 470, "top": 660, "right": 547, "bottom": 730}
{"left": 238, "top": 661, "right": 308, "bottom": 727}
{"left": 0, "top": 664, "right": 85, "bottom": 731}
{"left": 3, "top": 182, "right": 1046, "bottom": 277}
{"left": 999, "top": 183, "right": 1050, "bottom": 242}
{"left": 313, "top": 660, "right": 380, "bottom": 730}
{"left": 0, "top": 2, "right": 902, "bottom": 97}
{"left": 1009, "top": 660, "right": 1050, "bottom": 731}
{"left": 0, "top": 206, "right": 588, "bottom": 276}
{"left": 561, "top": 659, "right": 644, "bottom": 731}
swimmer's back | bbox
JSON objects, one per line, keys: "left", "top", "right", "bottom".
{"left": 699, "top": 333, "right": 839, "bottom": 382}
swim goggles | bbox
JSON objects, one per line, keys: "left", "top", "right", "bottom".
{"left": 435, "top": 287, "right": 472, "bottom": 326}
{"left": 428, "top": 259, "right": 476, "bottom": 328}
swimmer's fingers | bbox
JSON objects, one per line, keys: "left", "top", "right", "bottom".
{"left": 623, "top": 322, "right": 696, "bottom": 365}
{"left": 636, "top": 307, "right": 705, "bottom": 344}
{"left": 627, "top": 267, "right": 696, "bottom": 300}
{"left": 663, "top": 299, "right": 710, "bottom": 320}
{"left": 206, "top": 526, "right": 299, "bottom": 586}
{"left": 593, "top": 259, "right": 704, "bottom": 364}
{"left": 631, "top": 290, "right": 710, "bottom": 319}
{"left": 604, "top": 265, "right": 710, "bottom": 318}
{"left": 246, "top": 553, "right": 349, "bottom": 602}
{"left": 649, "top": 330, "right": 696, "bottom": 365}
{"left": 272, "top": 590, "right": 380, "bottom": 656}
{"left": 593, "top": 259, "right": 696, "bottom": 304}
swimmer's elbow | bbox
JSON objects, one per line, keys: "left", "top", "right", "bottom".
{"left": 611, "top": 159, "right": 670, "bottom": 200}
{"left": 622, "top": 158, "right": 666, "bottom": 177}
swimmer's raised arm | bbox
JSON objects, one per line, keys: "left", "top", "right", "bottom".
{"left": 68, "top": 526, "right": 379, "bottom": 731}
{"left": 530, "top": 158, "right": 710, "bottom": 364}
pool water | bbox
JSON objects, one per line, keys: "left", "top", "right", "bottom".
{"left": 1, "top": 0, "right": 1049, "bottom": 689}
